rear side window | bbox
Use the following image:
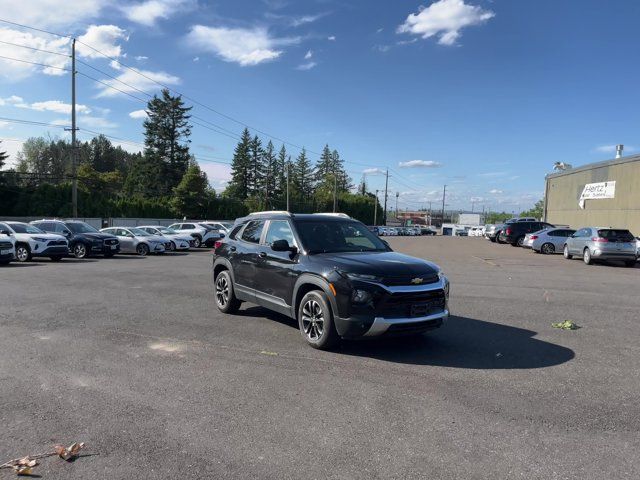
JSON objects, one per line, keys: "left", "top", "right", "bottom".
{"left": 182, "top": 224, "right": 195, "bottom": 229}
{"left": 241, "top": 220, "right": 265, "bottom": 244}
{"left": 229, "top": 224, "right": 243, "bottom": 240}
{"left": 597, "top": 229, "right": 634, "bottom": 241}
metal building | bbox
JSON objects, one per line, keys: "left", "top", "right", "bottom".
{"left": 544, "top": 153, "right": 640, "bottom": 235}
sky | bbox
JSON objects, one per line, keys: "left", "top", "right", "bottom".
{"left": 1, "top": 0, "right": 640, "bottom": 214}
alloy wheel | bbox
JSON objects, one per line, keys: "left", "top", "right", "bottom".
{"left": 301, "top": 299, "right": 325, "bottom": 341}
{"left": 137, "top": 244, "right": 149, "bottom": 256}
{"left": 74, "top": 243, "right": 87, "bottom": 258}
{"left": 542, "top": 243, "right": 555, "bottom": 254}
{"left": 215, "top": 275, "right": 229, "bottom": 307}
{"left": 16, "top": 246, "right": 29, "bottom": 262}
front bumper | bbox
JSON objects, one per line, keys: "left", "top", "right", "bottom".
{"left": 91, "top": 243, "right": 120, "bottom": 254}
{"left": 31, "top": 244, "right": 68, "bottom": 256}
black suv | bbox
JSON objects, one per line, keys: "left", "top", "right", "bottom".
{"left": 31, "top": 220, "right": 120, "bottom": 258}
{"left": 498, "top": 221, "right": 554, "bottom": 247}
{"left": 212, "top": 212, "right": 450, "bottom": 349}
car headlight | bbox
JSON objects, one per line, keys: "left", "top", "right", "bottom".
{"left": 33, "top": 237, "right": 48, "bottom": 242}
{"left": 344, "top": 272, "right": 383, "bottom": 283}
{"left": 439, "top": 271, "right": 450, "bottom": 298}
{"left": 351, "top": 289, "right": 373, "bottom": 304}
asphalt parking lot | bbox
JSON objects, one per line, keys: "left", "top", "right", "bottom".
{"left": 1, "top": 237, "right": 639, "bottom": 479}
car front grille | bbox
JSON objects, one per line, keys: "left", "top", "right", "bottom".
{"left": 382, "top": 274, "right": 439, "bottom": 286}
{"left": 0, "top": 241, "right": 12, "bottom": 248}
{"left": 105, "top": 239, "right": 118, "bottom": 246}
{"left": 377, "top": 289, "right": 446, "bottom": 319}
{"left": 47, "top": 240, "right": 67, "bottom": 246}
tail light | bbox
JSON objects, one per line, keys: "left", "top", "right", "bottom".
{"left": 530, "top": 235, "right": 538, "bottom": 240}
{"left": 505, "top": 228, "right": 512, "bottom": 235}
{"left": 214, "top": 241, "right": 223, "bottom": 252}
{"left": 592, "top": 237, "right": 608, "bottom": 243}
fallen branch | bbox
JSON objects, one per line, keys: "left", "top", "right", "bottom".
{"left": 0, "top": 442, "right": 86, "bottom": 476}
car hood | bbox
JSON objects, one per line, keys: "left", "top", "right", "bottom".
{"left": 80, "top": 232, "right": 117, "bottom": 241}
{"left": 309, "top": 251, "right": 440, "bottom": 278}
{"left": 16, "top": 233, "right": 66, "bottom": 242}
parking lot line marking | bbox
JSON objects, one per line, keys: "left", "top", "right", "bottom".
{"left": 472, "top": 256, "right": 500, "bottom": 267}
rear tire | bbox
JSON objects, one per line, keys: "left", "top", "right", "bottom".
{"left": 489, "top": 237, "right": 497, "bottom": 243}
{"left": 583, "top": 248, "right": 592, "bottom": 265}
{"left": 563, "top": 245, "right": 572, "bottom": 259}
{"left": 214, "top": 270, "right": 241, "bottom": 313}
{"left": 192, "top": 236, "right": 202, "bottom": 248}
{"left": 167, "top": 241, "right": 176, "bottom": 252}
{"left": 541, "top": 243, "right": 555, "bottom": 254}
{"left": 298, "top": 290, "right": 339, "bottom": 350}
{"left": 513, "top": 236, "right": 525, "bottom": 247}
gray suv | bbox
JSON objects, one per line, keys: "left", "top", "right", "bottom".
{"left": 563, "top": 227, "right": 637, "bottom": 266}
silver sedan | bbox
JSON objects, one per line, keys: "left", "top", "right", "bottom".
{"left": 528, "top": 228, "right": 576, "bottom": 254}
{"left": 100, "top": 227, "right": 167, "bottom": 256}
{"left": 138, "top": 226, "right": 194, "bottom": 251}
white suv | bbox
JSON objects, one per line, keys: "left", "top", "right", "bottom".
{"left": 0, "top": 221, "right": 68, "bottom": 262}
{"left": 168, "top": 222, "right": 224, "bottom": 248}
{"left": 0, "top": 228, "right": 16, "bottom": 264}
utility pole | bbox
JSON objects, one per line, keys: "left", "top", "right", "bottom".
{"left": 71, "top": 38, "right": 78, "bottom": 218}
{"left": 395, "top": 192, "right": 399, "bottom": 220}
{"left": 383, "top": 169, "right": 389, "bottom": 225}
{"left": 441, "top": 185, "right": 447, "bottom": 227}
{"left": 428, "top": 201, "right": 432, "bottom": 226}
{"left": 333, "top": 172, "right": 337, "bottom": 213}
{"left": 285, "top": 162, "right": 290, "bottom": 211}
{"left": 373, "top": 189, "right": 379, "bottom": 226}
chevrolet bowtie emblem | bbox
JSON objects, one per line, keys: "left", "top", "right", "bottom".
{"left": 410, "top": 277, "right": 423, "bottom": 284}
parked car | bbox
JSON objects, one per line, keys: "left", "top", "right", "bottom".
{"left": 498, "top": 221, "right": 554, "bottom": 247}
{"left": 468, "top": 226, "right": 482, "bottom": 237}
{"left": 0, "top": 221, "right": 68, "bottom": 262}
{"left": 505, "top": 217, "right": 538, "bottom": 224}
{"left": 31, "top": 219, "right": 120, "bottom": 259}
{"left": 200, "top": 221, "right": 234, "bottom": 235}
{"left": 0, "top": 228, "right": 16, "bottom": 264}
{"left": 526, "top": 228, "right": 576, "bottom": 254}
{"left": 637, "top": 237, "right": 640, "bottom": 259}
{"left": 100, "top": 227, "right": 167, "bottom": 256}
{"left": 138, "top": 226, "right": 194, "bottom": 251}
{"left": 563, "top": 227, "right": 637, "bottom": 266}
{"left": 168, "top": 222, "right": 224, "bottom": 248}
{"left": 485, "top": 224, "right": 503, "bottom": 242}
{"left": 420, "top": 226, "right": 437, "bottom": 236}
{"left": 212, "top": 212, "right": 450, "bottom": 349}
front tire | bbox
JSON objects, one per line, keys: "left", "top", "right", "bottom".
{"left": 136, "top": 243, "right": 150, "bottom": 256}
{"left": 583, "top": 248, "right": 592, "bottom": 265}
{"left": 168, "top": 241, "right": 176, "bottom": 252}
{"left": 72, "top": 242, "right": 88, "bottom": 259}
{"left": 563, "top": 245, "right": 572, "bottom": 259}
{"left": 214, "top": 270, "right": 240, "bottom": 313}
{"left": 541, "top": 243, "right": 555, "bottom": 254}
{"left": 15, "top": 244, "right": 31, "bottom": 262}
{"left": 192, "top": 236, "right": 202, "bottom": 248}
{"left": 298, "top": 291, "right": 338, "bottom": 350}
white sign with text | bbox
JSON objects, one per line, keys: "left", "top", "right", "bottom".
{"left": 579, "top": 181, "right": 615, "bottom": 209}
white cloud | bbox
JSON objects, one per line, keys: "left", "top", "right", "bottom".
{"left": 129, "top": 109, "right": 148, "bottom": 119}
{"left": 398, "top": 160, "right": 442, "bottom": 168}
{"left": 374, "top": 44, "right": 391, "bottom": 53}
{"left": 470, "top": 196, "right": 483, "bottom": 202}
{"left": 186, "top": 25, "right": 300, "bottom": 66}
{"left": 78, "top": 115, "right": 118, "bottom": 129}
{"left": 478, "top": 171, "right": 507, "bottom": 177}
{"left": 296, "top": 61, "right": 317, "bottom": 71}
{"left": 21, "top": 100, "right": 91, "bottom": 115}
{"left": 0, "top": 28, "right": 70, "bottom": 79}
{"left": 0, "top": 95, "right": 25, "bottom": 106}
{"left": 0, "top": 0, "right": 108, "bottom": 29}
{"left": 363, "top": 168, "right": 386, "bottom": 175}
{"left": 304, "top": 50, "right": 313, "bottom": 60}
{"left": 193, "top": 56, "right": 200, "bottom": 62}
{"left": 121, "top": 0, "right": 194, "bottom": 27}
{"left": 397, "top": 0, "right": 495, "bottom": 46}
{"left": 489, "top": 189, "right": 503, "bottom": 194}
{"left": 77, "top": 25, "right": 128, "bottom": 59}
{"left": 290, "top": 13, "right": 328, "bottom": 27}
{"left": 94, "top": 68, "right": 180, "bottom": 97}
{"left": 327, "top": 35, "right": 336, "bottom": 41}
{"left": 135, "top": 55, "right": 149, "bottom": 61}
{"left": 595, "top": 144, "right": 636, "bottom": 154}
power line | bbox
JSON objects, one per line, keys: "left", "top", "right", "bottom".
{"left": 0, "top": 18, "right": 71, "bottom": 39}
{"left": 76, "top": 70, "right": 148, "bottom": 103}
{"left": 0, "top": 54, "right": 69, "bottom": 71}
{"left": 0, "top": 116, "right": 69, "bottom": 129}
{"left": 0, "top": 39, "right": 70, "bottom": 57}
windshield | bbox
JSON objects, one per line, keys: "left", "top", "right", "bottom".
{"left": 67, "top": 222, "right": 98, "bottom": 233}
{"left": 295, "top": 220, "right": 388, "bottom": 254}
{"left": 157, "top": 227, "right": 178, "bottom": 234}
{"left": 130, "top": 228, "right": 151, "bottom": 236}
{"left": 9, "top": 223, "right": 43, "bottom": 234}
{"left": 221, "top": 222, "right": 234, "bottom": 229}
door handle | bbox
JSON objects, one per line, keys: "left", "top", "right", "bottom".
{"left": 259, "top": 252, "right": 267, "bottom": 258}
{"left": 230, "top": 246, "right": 236, "bottom": 252}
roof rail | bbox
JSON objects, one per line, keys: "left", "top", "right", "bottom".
{"left": 312, "top": 212, "right": 350, "bottom": 218}
{"left": 249, "top": 210, "right": 292, "bottom": 216}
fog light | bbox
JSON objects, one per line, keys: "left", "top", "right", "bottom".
{"left": 351, "top": 289, "right": 372, "bottom": 304}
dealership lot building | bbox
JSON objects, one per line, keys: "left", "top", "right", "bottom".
{"left": 544, "top": 153, "right": 640, "bottom": 234}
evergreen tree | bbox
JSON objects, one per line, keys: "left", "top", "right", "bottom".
{"left": 292, "top": 148, "right": 314, "bottom": 205}
{"left": 0, "top": 140, "right": 8, "bottom": 170}
{"left": 225, "top": 128, "right": 252, "bottom": 200}
{"left": 274, "top": 144, "right": 288, "bottom": 203}
{"left": 315, "top": 144, "right": 333, "bottom": 186}
{"left": 331, "top": 149, "right": 351, "bottom": 192}
{"left": 141, "top": 88, "right": 192, "bottom": 196}
{"left": 171, "top": 160, "right": 212, "bottom": 218}
{"left": 262, "top": 140, "right": 278, "bottom": 209}
{"left": 247, "top": 135, "right": 265, "bottom": 197}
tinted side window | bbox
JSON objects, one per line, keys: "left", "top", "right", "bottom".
{"left": 183, "top": 224, "right": 195, "bottom": 229}
{"left": 53, "top": 223, "right": 67, "bottom": 233}
{"left": 241, "top": 220, "right": 265, "bottom": 244}
{"left": 264, "top": 220, "right": 295, "bottom": 245}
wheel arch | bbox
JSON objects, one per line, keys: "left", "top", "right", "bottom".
{"left": 292, "top": 274, "right": 338, "bottom": 320}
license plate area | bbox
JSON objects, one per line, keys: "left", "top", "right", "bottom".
{"left": 1, "top": 249, "right": 12, "bottom": 255}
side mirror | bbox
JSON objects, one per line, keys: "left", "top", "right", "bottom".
{"left": 63, "top": 230, "right": 72, "bottom": 236}
{"left": 569, "top": 234, "right": 576, "bottom": 238}
{"left": 0, "top": 230, "right": 11, "bottom": 236}
{"left": 271, "top": 239, "right": 292, "bottom": 252}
